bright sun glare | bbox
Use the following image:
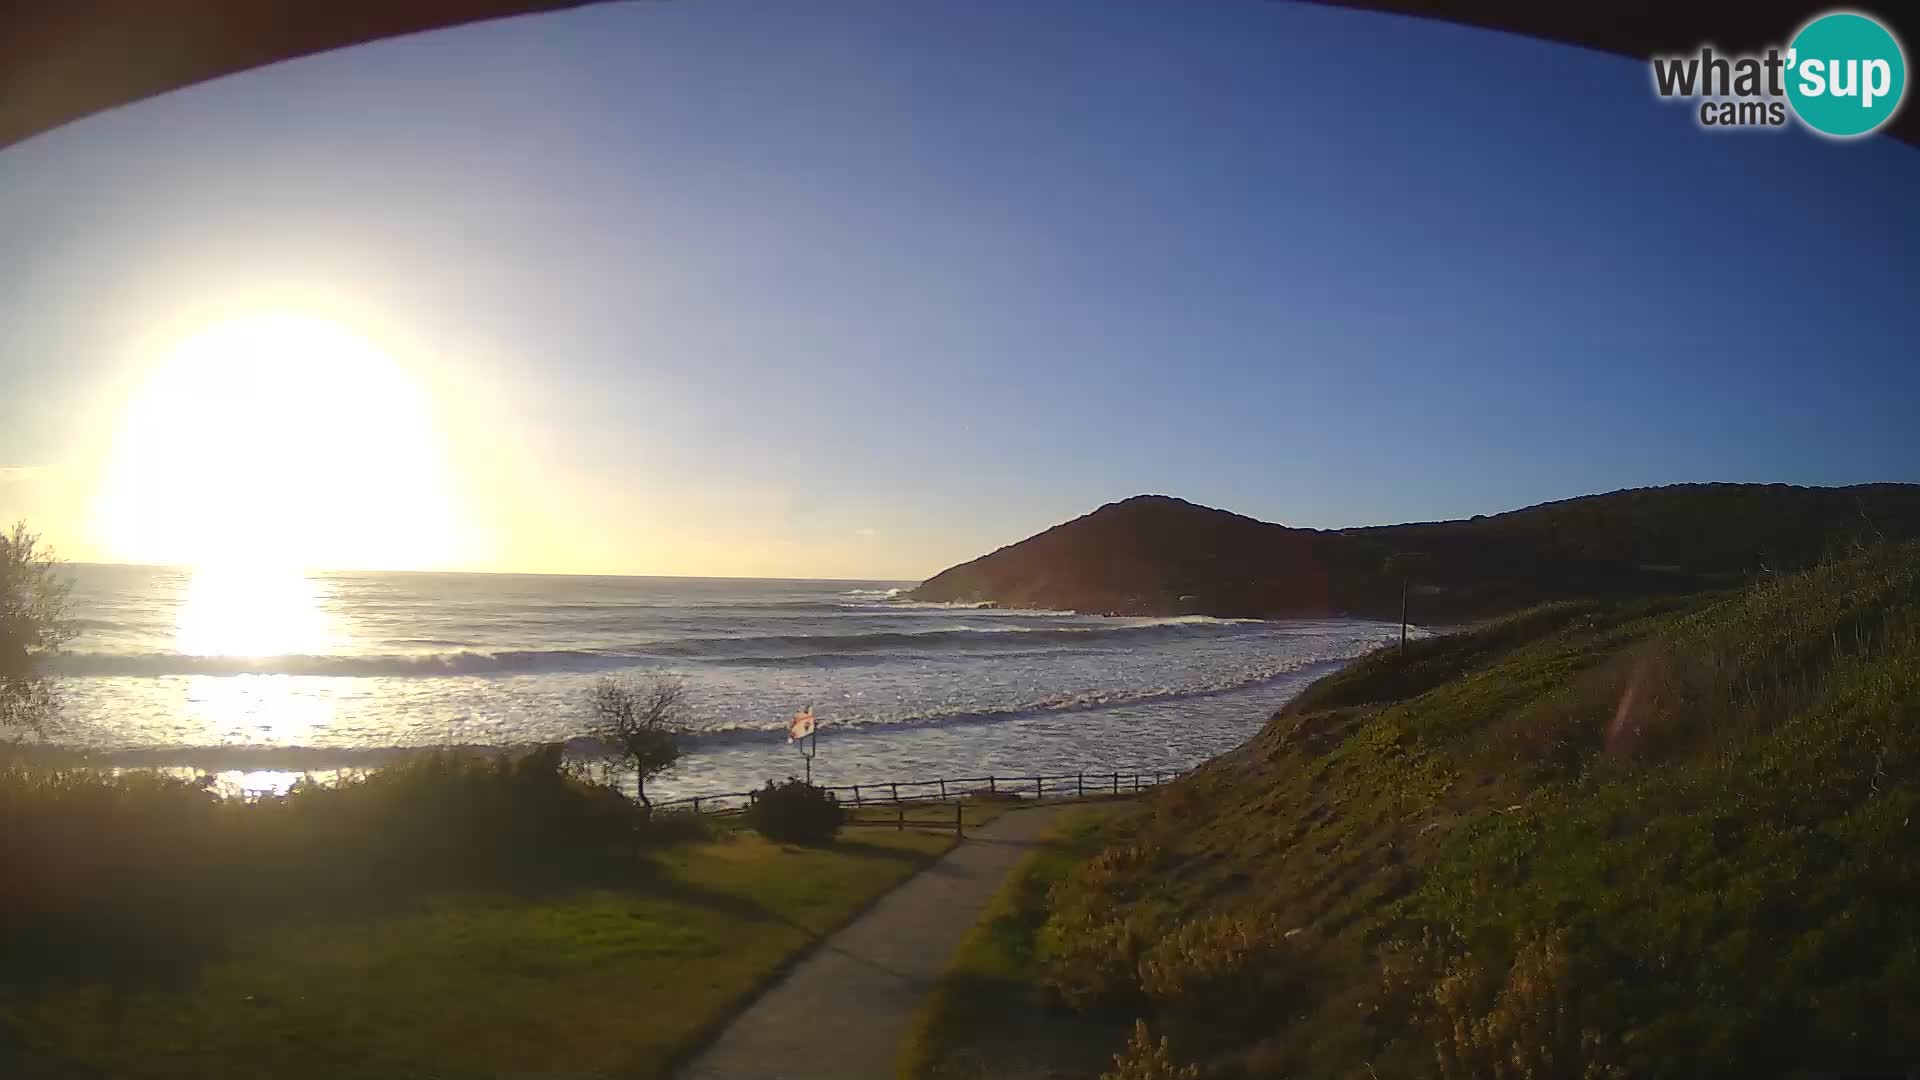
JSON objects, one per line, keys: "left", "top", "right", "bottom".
{"left": 174, "top": 564, "right": 338, "bottom": 657}
{"left": 95, "top": 312, "right": 460, "bottom": 574}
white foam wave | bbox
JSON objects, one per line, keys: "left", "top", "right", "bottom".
{"left": 50, "top": 615, "right": 1273, "bottom": 678}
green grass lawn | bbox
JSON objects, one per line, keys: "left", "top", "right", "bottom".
{"left": 841, "top": 790, "right": 1143, "bottom": 834}
{"left": 0, "top": 824, "right": 956, "bottom": 1080}
{"left": 844, "top": 795, "right": 1017, "bottom": 832}
{"left": 898, "top": 803, "right": 1136, "bottom": 1080}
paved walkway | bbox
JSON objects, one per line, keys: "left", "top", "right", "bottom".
{"left": 677, "top": 806, "right": 1066, "bottom": 1080}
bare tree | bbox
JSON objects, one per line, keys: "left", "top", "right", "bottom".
{"left": 585, "top": 674, "right": 686, "bottom": 809}
{"left": 1, "top": 522, "right": 74, "bottom": 737}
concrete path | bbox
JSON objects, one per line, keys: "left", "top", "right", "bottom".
{"left": 677, "top": 806, "right": 1066, "bottom": 1080}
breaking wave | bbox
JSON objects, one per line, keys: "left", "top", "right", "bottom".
{"left": 50, "top": 616, "right": 1266, "bottom": 678}
{"left": 78, "top": 650, "right": 1364, "bottom": 770}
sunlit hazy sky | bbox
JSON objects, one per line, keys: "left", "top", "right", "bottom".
{"left": 2, "top": 0, "right": 1917, "bottom": 580}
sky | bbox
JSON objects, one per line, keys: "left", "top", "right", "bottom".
{"left": 1, "top": 0, "right": 1917, "bottom": 580}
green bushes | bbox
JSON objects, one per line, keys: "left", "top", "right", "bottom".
{"left": 252, "top": 745, "right": 638, "bottom": 882}
{"left": 1100, "top": 1020, "right": 1200, "bottom": 1080}
{"left": 0, "top": 745, "right": 641, "bottom": 974}
{"left": 1412, "top": 930, "right": 1623, "bottom": 1080}
{"left": 1035, "top": 830, "right": 1296, "bottom": 1030}
{"left": 742, "top": 778, "right": 844, "bottom": 846}
{"left": 1036, "top": 838, "right": 1164, "bottom": 1011}
{"left": 640, "top": 806, "right": 716, "bottom": 846}
{"left": 1137, "top": 913, "right": 1294, "bottom": 1018}
{"left": 1038, "top": 903, "right": 1154, "bottom": 1012}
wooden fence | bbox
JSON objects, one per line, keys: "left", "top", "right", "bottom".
{"left": 652, "top": 768, "right": 1179, "bottom": 820}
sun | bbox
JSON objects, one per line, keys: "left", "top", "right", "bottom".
{"left": 94, "top": 311, "right": 462, "bottom": 572}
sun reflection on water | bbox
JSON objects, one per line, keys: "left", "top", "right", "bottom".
{"left": 174, "top": 565, "right": 346, "bottom": 745}
{"left": 182, "top": 674, "right": 343, "bottom": 746}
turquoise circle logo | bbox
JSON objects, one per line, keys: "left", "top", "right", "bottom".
{"left": 1786, "top": 11, "right": 1908, "bottom": 137}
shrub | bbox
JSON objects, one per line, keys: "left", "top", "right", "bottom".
{"left": 742, "top": 778, "right": 844, "bottom": 846}
{"left": 0, "top": 745, "right": 643, "bottom": 975}
{"left": 1074, "top": 837, "right": 1164, "bottom": 899}
{"left": 1100, "top": 1020, "right": 1200, "bottom": 1080}
{"left": 1038, "top": 905, "right": 1154, "bottom": 1012}
{"left": 1037, "top": 838, "right": 1166, "bottom": 1011}
{"left": 641, "top": 806, "right": 715, "bottom": 845}
{"left": 1422, "top": 930, "right": 1624, "bottom": 1080}
{"left": 1136, "top": 911, "right": 1293, "bottom": 1023}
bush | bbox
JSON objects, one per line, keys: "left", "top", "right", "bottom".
{"left": 742, "top": 778, "right": 844, "bottom": 846}
{"left": 640, "top": 807, "right": 716, "bottom": 846}
{"left": 1422, "top": 930, "right": 1624, "bottom": 1080}
{"left": 1037, "top": 839, "right": 1165, "bottom": 1012}
{"left": 1137, "top": 912, "right": 1294, "bottom": 1023}
{"left": 0, "top": 745, "right": 643, "bottom": 975}
{"left": 1100, "top": 1019, "right": 1200, "bottom": 1080}
{"left": 1038, "top": 905, "right": 1154, "bottom": 1012}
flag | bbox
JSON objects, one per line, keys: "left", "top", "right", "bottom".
{"left": 787, "top": 706, "right": 816, "bottom": 743}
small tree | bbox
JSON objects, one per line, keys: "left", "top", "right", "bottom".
{"left": 1, "top": 522, "right": 74, "bottom": 737}
{"left": 585, "top": 674, "right": 685, "bottom": 809}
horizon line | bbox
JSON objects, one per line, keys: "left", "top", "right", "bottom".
{"left": 62, "top": 562, "right": 922, "bottom": 585}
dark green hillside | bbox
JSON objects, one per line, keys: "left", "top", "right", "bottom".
{"left": 917, "top": 543, "right": 1920, "bottom": 1079}
{"left": 910, "top": 483, "right": 1920, "bottom": 621}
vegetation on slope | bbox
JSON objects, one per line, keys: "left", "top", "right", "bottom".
{"left": 910, "top": 483, "right": 1920, "bottom": 621}
{"left": 926, "top": 543, "right": 1920, "bottom": 1079}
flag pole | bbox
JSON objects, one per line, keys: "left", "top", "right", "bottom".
{"left": 795, "top": 703, "right": 817, "bottom": 785}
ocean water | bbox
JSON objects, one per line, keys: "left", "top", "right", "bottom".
{"left": 44, "top": 565, "right": 1410, "bottom": 800}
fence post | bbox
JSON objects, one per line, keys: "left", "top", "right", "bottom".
{"left": 955, "top": 799, "right": 963, "bottom": 839}
{"left": 939, "top": 778, "right": 947, "bottom": 798}
{"left": 988, "top": 776, "right": 996, "bottom": 794}
{"left": 891, "top": 782, "right": 900, "bottom": 803}
{"left": 852, "top": 785, "right": 862, "bottom": 806}
{"left": 692, "top": 796, "right": 702, "bottom": 814}
{"left": 1132, "top": 774, "right": 1140, "bottom": 792}
{"left": 1077, "top": 771, "right": 1084, "bottom": 797}
{"left": 897, "top": 801, "right": 905, "bottom": 831}
{"left": 1112, "top": 772, "right": 1119, "bottom": 794}
{"left": 1036, "top": 775, "right": 1043, "bottom": 800}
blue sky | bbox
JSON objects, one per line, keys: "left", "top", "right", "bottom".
{"left": 1, "top": 0, "right": 1917, "bottom": 578}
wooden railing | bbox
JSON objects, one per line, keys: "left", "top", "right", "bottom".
{"left": 652, "top": 768, "right": 1180, "bottom": 818}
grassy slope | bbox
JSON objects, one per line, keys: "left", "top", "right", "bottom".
{"left": 927, "top": 543, "right": 1920, "bottom": 1079}
{"left": 0, "top": 824, "right": 968, "bottom": 1080}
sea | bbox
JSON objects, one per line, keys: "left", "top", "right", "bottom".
{"left": 41, "top": 565, "right": 1413, "bottom": 801}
